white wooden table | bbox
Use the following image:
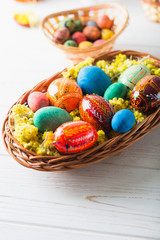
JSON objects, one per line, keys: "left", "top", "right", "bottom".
{"left": 0, "top": 0, "right": 160, "bottom": 239}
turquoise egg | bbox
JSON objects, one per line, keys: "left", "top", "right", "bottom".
{"left": 33, "top": 106, "right": 72, "bottom": 132}
{"left": 103, "top": 82, "right": 127, "bottom": 100}
{"left": 111, "top": 109, "right": 135, "bottom": 133}
{"left": 77, "top": 66, "right": 111, "bottom": 96}
{"left": 118, "top": 64, "right": 150, "bottom": 90}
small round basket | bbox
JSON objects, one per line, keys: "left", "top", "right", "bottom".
{"left": 141, "top": 0, "right": 160, "bottom": 22}
{"left": 2, "top": 50, "right": 160, "bottom": 172}
{"left": 41, "top": 4, "right": 129, "bottom": 63}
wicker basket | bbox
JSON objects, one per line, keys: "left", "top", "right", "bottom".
{"left": 41, "top": 4, "right": 129, "bottom": 63}
{"left": 141, "top": 0, "right": 160, "bottom": 22}
{"left": 2, "top": 50, "right": 160, "bottom": 172}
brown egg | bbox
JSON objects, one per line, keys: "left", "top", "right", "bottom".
{"left": 83, "top": 26, "right": 101, "bottom": 41}
{"left": 97, "top": 15, "right": 113, "bottom": 29}
{"left": 53, "top": 27, "right": 70, "bottom": 44}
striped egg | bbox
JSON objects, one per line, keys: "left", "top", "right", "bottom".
{"left": 53, "top": 121, "right": 98, "bottom": 153}
{"left": 79, "top": 94, "right": 114, "bottom": 131}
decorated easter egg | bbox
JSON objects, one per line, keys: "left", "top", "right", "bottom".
{"left": 79, "top": 95, "right": 114, "bottom": 131}
{"left": 79, "top": 41, "right": 93, "bottom": 49}
{"left": 83, "top": 26, "right": 101, "bottom": 41}
{"left": 111, "top": 109, "right": 135, "bottom": 133}
{"left": 101, "top": 29, "right": 114, "bottom": 40}
{"left": 72, "top": 32, "right": 87, "bottom": 45}
{"left": 59, "top": 18, "right": 75, "bottom": 32}
{"left": 47, "top": 78, "right": 83, "bottom": 112}
{"left": 33, "top": 106, "right": 72, "bottom": 132}
{"left": 86, "top": 21, "right": 98, "bottom": 28}
{"left": 53, "top": 121, "right": 98, "bottom": 154}
{"left": 53, "top": 28, "right": 70, "bottom": 44}
{"left": 103, "top": 82, "right": 128, "bottom": 100}
{"left": 93, "top": 39, "right": 106, "bottom": 46}
{"left": 77, "top": 66, "right": 111, "bottom": 96}
{"left": 97, "top": 15, "right": 113, "bottom": 29}
{"left": 74, "top": 20, "right": 83, "bottom": 32}
{"left": 130, "top": 75, "right": 160, "bottom": 112}
{"left": 118, "top": 64, "right": 150, "bottom": 90}
{"left": 28, "top": 91, "right": 49, "bottom": 112}
{"left": 64, "top": 40, "right": 77, "bottom": 47}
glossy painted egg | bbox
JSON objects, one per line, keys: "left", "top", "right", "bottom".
{"left": 53, "top": 121, "right": 98, "bottom": 154}
{"left": 83, "top": 26, "right": 101, "bottom": 41}
{"left": 101, "top": 29, "right": 114, "bottom": 40}
{"left": 74, "top": 20, "right": 83, "bottom": 32}
{"left": 64, "top": 40, "right": 77, "bottom": 47}
{"left": 97, "top": 15, "right": 113, "bottom": 29}
{"left": 33, "top": 106, "right": 72, "bottom": 132}
{"left": 72, "top": 32, "right": 87, "bottom": 45}
{"left": 53, "top": 28, "right": 70, "bottom": 44}
{"left": 118, "top": 64, "right": 150, "bottom": 90}
{"left": 130, "top": 75, "right": 160, "bottom": 112}
{"left": 77, "top": 66, "right": 111, "bottom": 96}
{"left": 79, "top": 41, "right": 93, "bottom": 49}
{"left": 103, "top": 82, "right": 128, "bottom": 100}
{"left": 111, "top": 109, "right": 135, "bottom": 133}
{"left": 27, "top": 91, "right": 49, "bottom": 112}
{"left": 47, "top": 78, "right": 83, "bottom": 112}
{"left": 79, "top": 94, "right": 114, "bottom": 131}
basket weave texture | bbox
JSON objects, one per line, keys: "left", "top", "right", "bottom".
{"left": 2, "top": 50, "right": 160, "bottom": 172}
{"left": 141, "top": 0, "right": 160, "bottom": 22}
{"left": 41, "top": 4, "right": 129, "bottom": 63}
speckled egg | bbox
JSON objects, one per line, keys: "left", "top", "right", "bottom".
{"left": 101, "top": 29, "right": 114, "bottom": 40}
{"left": 79, "top": 94, "right": 114, "bottom": 131}
{"left": 47, "top": 78, "right": 83, "bottom": 112}
{"left": 97, "top": 15, "right": 113, "bottom": 29}
{"left": 79, "top": 41, "right": 93, "bottom": 49}
{"left": 27, "top": 91, "right": 50, "bottom": 112}
{"left": 77, "top": 66, "right": 111, "bottom": 96}
{"left": 74, "top": 20, "right": 83, "bottom": 32}
{"left": 93, "top": 39, "right": 106, "bottom": 46}
{"left": 86, "top": 21, "right": 98, "bottom": 28}
{"left": 118, "top": 64, "right": 150, "bottom": 90}
{"left": 72, "top": 32, "right": 87, "bottom": 45}
{"left": 53, "top": 28, "right": 70, "bottom": 44}
{"left": 130, "top": 75, "right": 160, "bottom": 112}
{"left": 33, "top": 106, "right": 72, "bottom": 132}
{"left": 111, "top": 109, "right": 135, "bottom": 133}
{"left": 83, "top": 26, "right": 101, "bottom": 41}
{"left": 59, "top": 18, "right": 75, "bottom": 32}
{"left": 103, "top": 82, "right": 128, "bottom": 100}
{"left": 53, "top": 121, "right": 98, "bottom": 154}
{"left": 64, "top": 40, "right": 77, "bottom": 47}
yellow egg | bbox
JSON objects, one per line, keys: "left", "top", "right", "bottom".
{"left": 101, "top": 29, "right": 114, "bottom": 40}
{"left": 79, "top": 41, "right": 93, "bottom": 49}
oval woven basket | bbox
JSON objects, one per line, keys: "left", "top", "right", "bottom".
{"left": 41, "top": 4, "right": 129, "bottom": 63}
{"left": 2, "top": 50, "right": 160, "bottom": 172}
{"left": 141, "top": 0, "right": 160, "bottom": 22}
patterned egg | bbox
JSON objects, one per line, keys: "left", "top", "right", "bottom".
{"left": 101, "top": 29, "right": 114, "bottom": 40}
{"left": 64, "top": 40, "right": 77, "bottom": 47}
{"left": 79, "top": 94, "right": 114, "bottom": 131}
{"left": 83, "top": 26, "right": 101, "bottom": 41}
{"left": 77, "top": 66, "right": 111, "bottom": 96}
{"left": 59, "top": 18, "right": 75, "bottom": 32}
{"left": 47, "top": 78, "right": 83, "bottom": 112}
{"left": 79, "top": 41, "right": 93, "bottom": 49}
{"left": 53, "top": 121, "right": 98, "bottom": 154}
{"left": 130, "top": 75, "right": 160, "bottom": 112}
{"left": 33, "top": 106, "right": 72, "bottom": 132}
{"left": 53, "top": 28, "right": 70, "bottom": 44}
{"left": 103, "top": 82, "right": 128, "bottom": 100}
{"left": 72, "top": 32, "right": 87, "bottom": 45}
{"left": 118, "top": 64, "right": 150, "bottom": 90}
{"left": 74, "top": 20, "right": 83, "bottom": 32}
{"left": 111, "top": 109, "right": 135, "bottom": 133}
{"left": 97, "top": 15, "right": 113, "bottom": 29}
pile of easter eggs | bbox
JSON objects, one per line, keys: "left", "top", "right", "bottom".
{"left": 52, "top": 15, "right": 114, "bottom": 49}
{"left": 27, "top": 63, "right": 160, "bottom": 154}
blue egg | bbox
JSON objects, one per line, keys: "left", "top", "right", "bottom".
{"left": 86, "top": 21, "right": 98, "bottom": 28}
{"left": 111, "top": 109, "right": 135, "bottom": 133}
{"left": 77, "top": 66, "right": 111, "bottom": 96}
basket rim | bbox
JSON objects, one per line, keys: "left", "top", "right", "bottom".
{"left": 41, "top": 3, "right": 129, "bottom": 53}
{"left": 2, "top": 50, "right": 160, "bottom": 171}
{"left": 141, "top": 0, "right": 160, "bottom": 6}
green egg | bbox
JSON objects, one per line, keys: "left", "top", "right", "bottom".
{"left": 103, "top": 82, "right": 128, "bottom": 101}
{"left": 74, "top": 20, "right": 83, "bottom": 32}
{"left": 33, "top": 106, "right": 72, "bottom": 133}
{"left": 64, "top": 40, "right": 78, "bottom": 47}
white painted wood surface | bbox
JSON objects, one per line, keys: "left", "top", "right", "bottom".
{"left": 0, "top": 0, "right": 160, "bottom": 239}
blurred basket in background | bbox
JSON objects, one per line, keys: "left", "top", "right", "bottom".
{"left": 141, "top": 0, "right": 160, "bottom": 22}
{"left": 41, "top": 4, "right": 129, "bottom": 63}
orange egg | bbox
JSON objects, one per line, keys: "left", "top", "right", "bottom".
{"left": 97, "top": 15, "right": 113, "bottom": 29}
{"left": 47, "top": 78, "right": 83, "bottom": 112}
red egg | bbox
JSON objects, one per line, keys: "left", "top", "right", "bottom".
{"left": 97, "top": 15, "right": 113, "bottom": 29}
{"left": 53, "top": 121, "right": 98, "bottom": 153}
{"left": 83, "top": 26, "right": 101, "bottom": 41}
{"left": 130, "top": 75, "right": 160, "bottom": 112}
{"left": 72, "top": 32, "right": 87, "bottom": 45}
{"left": 79, "top": 94, "right": 114, "bottom": 131}
{"left": 28, "top": 91, "right": 49, "bottom": 112}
